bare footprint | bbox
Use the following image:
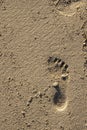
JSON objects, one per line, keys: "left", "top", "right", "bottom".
{"left": 47, "top": 56, "right": 69, "bottom": 111}
{"left": 50, "top": 0, "right": 86, "bottom": 17}
{"left": 53, "top": 0, "right": 81, "bottom": 7}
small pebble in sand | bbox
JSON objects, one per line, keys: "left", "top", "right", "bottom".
{"left": 26, "top": 101, "right": 30, "bottom": 106}
{"left": 21, "top": 111, "right": 25, "bottom": 117}
{"left": 28, "top": 96, "right": 33, "bottom": 102}
{"left": 83, "top": 42, "right": 87, "bottom": 47}
{"left": 34, "top": 93, "right": 38, "bottom": 98}
{"left": 32, "top": 89, "right": 37, "bottom": 94}
{"left": 38, "top": 91, "right": 43, "bottom": 98}
{"left": 44, "top": 88, "right": 48, "bottom": 92}
{"left": 27, "top": 123, "right": 31, "bottom": 127}
{"left": 26, "top": 96, "right": 33, "bottom": 106}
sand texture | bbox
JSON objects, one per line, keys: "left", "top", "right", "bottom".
{"left": 0, "top": 0, "right": 87, "bottom": 130}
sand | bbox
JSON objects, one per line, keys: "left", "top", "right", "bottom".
{"left": 0, "top": 0, "right": 87, "bottom": 130}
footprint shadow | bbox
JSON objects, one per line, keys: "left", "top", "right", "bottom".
{"left": 53, "top": 85, "right": 65, "bottom": 105}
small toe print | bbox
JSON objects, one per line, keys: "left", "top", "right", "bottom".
{"left": 61, "top": 74, "right": 68, "bottom": 80}
{"left": 48, "top": 56, "right": 58, "bottom": 63}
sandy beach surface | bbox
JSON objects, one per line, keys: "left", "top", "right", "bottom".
{"left": 0, "top": 0, "right": 87, "bottom": 130}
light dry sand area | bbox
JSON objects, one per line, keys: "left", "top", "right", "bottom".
{"left": 0, "top": 0, "right": 87, "bottom": 130}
